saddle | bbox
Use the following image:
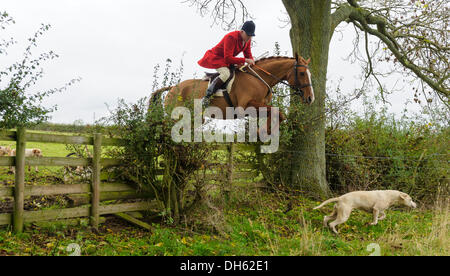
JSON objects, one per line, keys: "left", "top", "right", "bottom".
{"left": 202, "top": 72, "right": 220, "bottom": 82}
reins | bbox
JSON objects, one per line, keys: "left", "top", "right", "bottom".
{"left": 247, "top": 65, "right": 273, "bottom": 96}
{"left": 242, "top": 61, "right": 312, "bottom": 98}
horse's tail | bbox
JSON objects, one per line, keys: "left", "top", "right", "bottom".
{"left": 149, "top": 86, "right": 172, "bottom": 107}
{"left": 313, "top": 197, "right": 340, "bottom": 210}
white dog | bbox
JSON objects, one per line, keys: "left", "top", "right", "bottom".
{"left": 0, "top": 146, "right": 12, "bottom": 156}
{"left": 9, "top": 148, "right": 43, "bottom": 173}
{"left": 314, "top": 190, "right": 417, "bottom": 234}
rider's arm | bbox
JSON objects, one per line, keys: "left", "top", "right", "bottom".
{"left": 243, "top": 41, "right": 254, "bottom": 61}
{"left": 223, "top": 35, "right": 246, "bottom": 65}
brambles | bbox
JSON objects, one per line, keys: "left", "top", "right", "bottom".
{"left": 104, "top": 95, "right": 211, "bottom": 224}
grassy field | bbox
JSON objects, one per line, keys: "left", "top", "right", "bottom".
{"left": 0, "top": 189, "right": 448, "bottom": 256}
{"left": 0, "top": 132, "right": 72, "bottom": 184}
{"left": 0, "top": 134, "right": 448, "bottom": 256}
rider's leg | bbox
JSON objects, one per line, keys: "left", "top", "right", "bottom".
{"left": 202, "top": 67, "right": 229, "bottom": 108}
{"left": 216, "top": 67, "right": 231, "bottom": 83}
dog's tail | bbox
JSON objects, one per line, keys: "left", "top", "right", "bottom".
{"left": 313, "top": 197, "right": 340, "bottom": 210}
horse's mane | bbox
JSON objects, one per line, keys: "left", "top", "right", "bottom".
{"left": 255, "top": 56, "right": 294, "bottom": 64}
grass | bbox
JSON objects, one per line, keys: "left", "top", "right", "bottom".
{"left": 0, "top": 132, "right": 448, "bottom": 256}
{"left": 0, "top": 187, "right": 448, "bottom": 256}
{"left": 0, "top": 130, "right": 84, "bottom": 183}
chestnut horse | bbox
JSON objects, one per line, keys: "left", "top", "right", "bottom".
{"left": 150, "top": 54, "right": 314, "bottom": 133}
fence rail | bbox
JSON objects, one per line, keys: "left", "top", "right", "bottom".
{"left": 0, "top": 128, "right": 162, "bottom": 232}
{"left": 0, "top": 128, "right": 259, "bottom": 232}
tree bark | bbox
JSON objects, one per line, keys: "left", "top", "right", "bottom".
{"left": 282, "top": 0, "right": 331, "bottom": 197}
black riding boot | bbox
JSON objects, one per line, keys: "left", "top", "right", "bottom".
{"left": 202, "top": 77, "right": 224, "bottom": 108}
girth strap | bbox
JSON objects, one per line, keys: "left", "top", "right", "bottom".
{"left": 222, "top": 91, "right": 234, "bottom": 108}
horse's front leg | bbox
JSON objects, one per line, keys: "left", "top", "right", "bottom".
{"left": 247, "top": 100, "right": 282, "bottom": 136}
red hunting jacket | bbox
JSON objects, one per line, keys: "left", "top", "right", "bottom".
{"left": 198, "top": 31, "right": 253, "bottom": 69}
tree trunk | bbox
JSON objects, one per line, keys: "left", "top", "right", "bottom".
{"left": 282, "top": 0, "right": 331, "bottom": 197}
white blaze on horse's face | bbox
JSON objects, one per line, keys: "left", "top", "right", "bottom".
{"left": 306, "top": 68, "right": 315, "bottom": 104}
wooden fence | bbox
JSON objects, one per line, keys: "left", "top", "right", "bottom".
{"left": 0, "top": 128, "right": 260, "bottom": 233}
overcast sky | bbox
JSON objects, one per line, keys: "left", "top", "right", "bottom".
{"left": 1, "top": 0, "right": 421, "bottom": 124}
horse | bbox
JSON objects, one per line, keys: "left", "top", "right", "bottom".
{"left": 150, "top": 54, "right": 314, "bottom": 134}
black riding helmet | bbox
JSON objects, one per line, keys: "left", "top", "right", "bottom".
{"left": 241, "top": 21, "right": 256, "bottom": 36}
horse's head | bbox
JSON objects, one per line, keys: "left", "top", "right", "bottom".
{"left": 286, "top": 54, "right": 314, "bottom": 105}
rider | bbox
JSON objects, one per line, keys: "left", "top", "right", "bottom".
{"left": 198, "top": 20, "right": 256, "bottom": 108}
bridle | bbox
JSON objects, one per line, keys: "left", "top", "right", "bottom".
{"left": 292, "top": 63, "right": 313, "bottom": 98}
{"left": 246, "top": 60, "right": 312, "bottom": 98}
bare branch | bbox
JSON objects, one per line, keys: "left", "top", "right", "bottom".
{"left": 330, "top": 0, "right": 449, "bottom": 100}
{"left": 330, "top": 3, "right": 354, "bottom": 39}
{"left": 182, "top": 0, "right": 252, "bottom": 30}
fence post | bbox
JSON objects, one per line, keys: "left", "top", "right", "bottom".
{"left": 90, "top": 133, "right": 102, "bottom": 229}
{"left": 13, "top": 127, "right": 26, "bottom": 233}
{"left": 224, "top": 143, "right": 234, "bottom": 201}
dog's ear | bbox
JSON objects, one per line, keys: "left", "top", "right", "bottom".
{"left": 399, "top": 193, "right": 408, "bottom": 200}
